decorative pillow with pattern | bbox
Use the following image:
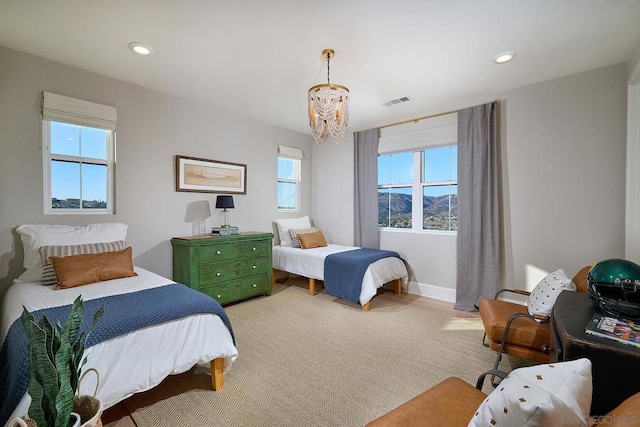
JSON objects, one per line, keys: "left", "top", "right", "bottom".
{"left": 39, "top": 240, "right": 127, "bottom": 285}
{"left": 469, "top": 358, "right": 592, "bottom": 427}
{"left": 289, "top": 227, "right": 317, "bottom": 248}
{"left": 527, "top": 268, "right": 576, "bottom": 318}
{"left": 50, "top": 246, "right": 138, "bottom": 290}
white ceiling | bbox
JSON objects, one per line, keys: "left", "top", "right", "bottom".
{"left": 1, "top": 0, "right": 640, "bottom": 136}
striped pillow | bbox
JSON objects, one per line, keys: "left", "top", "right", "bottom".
{"left": 289, "top": 227, "right": 317, "bottom": 248}
{"left": 39, "top": 240, "right": 127, "bottom": 285}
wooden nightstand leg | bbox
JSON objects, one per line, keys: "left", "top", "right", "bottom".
{"left": 395, "top": 278, "right": 402, "bottom": 295}
{"left": 309, "top": 278, "right": 315, "bottom": 296}
{"left": 211, "top": 357, "right": 224, "bottom": 390}
{"left": 363, "top": 302, "right": 371, "bottom": 311}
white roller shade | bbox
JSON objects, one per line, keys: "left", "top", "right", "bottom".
{"left": 278, "top": 145, "right": 304, "bottom": 159}
{"left": 42, "top": 92, "right": 117, "bottom": 130}
{"left": 379, "top": 113, "right": 457, "bottom": 154}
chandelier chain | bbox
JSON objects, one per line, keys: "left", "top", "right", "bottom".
{"left": 326, "top": 51, "right": 331, "bottom": 85}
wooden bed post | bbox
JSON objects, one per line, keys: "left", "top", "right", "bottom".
{"left": 309, "top": 278, "right": 315, "bottom": 296}
{"left": 395, "top": 278, "right": 403, "bottom": 295}
{"left": 362, "top": 302, "right": 371, "bottom": 311}
{"left": 210, "top": 357, "right": 224, "bottom": 390}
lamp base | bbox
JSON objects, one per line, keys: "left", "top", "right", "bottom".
{"left": 220, "top": 209, "right": 230, "bottom": 228}
{"left": 192, "top": 219, "right": 206, "bottom": 236}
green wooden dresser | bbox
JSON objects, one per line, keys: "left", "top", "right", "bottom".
{"left": 171, "top": 232, "right": 273, "bottom": 305}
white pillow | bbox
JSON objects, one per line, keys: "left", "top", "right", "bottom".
{"left": 527, "top": 268, "right": 576, "bottom": 318}
{"left": 469, "top": 358, "right": 592, "bottom": 427}
{"left": 14, "top": 223, "right": 129, "bottom": 283}
{"left": 274, "top": 216, "right": 311, "bottom": 247}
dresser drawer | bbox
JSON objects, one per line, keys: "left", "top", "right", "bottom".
{"left": 199, "top": 256, "right": 270, "bottom": 284}
{"left": 200, "top": 275, "right": 271, "bottom": 305}
{"left": 196, "top": 240, "right": 269, "bottom": 262}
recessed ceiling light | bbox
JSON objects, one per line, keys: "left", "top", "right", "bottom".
{"left": 493, "top": 51, "right": 516, "bottom": 64}
{"left": 128, "top": 42, "right": 153, "bottom": 56}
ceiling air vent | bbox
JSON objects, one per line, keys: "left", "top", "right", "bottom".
{"left": 382, "top": 96, "right": 412, "bottom": 107}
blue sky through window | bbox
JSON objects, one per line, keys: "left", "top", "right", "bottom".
{"left": 50, "top": 122, "right": 108, "bottom": 202}
{"left": 277, "top": 157, "right": 298, "bottom": 209}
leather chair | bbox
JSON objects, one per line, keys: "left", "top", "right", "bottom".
{"left": 366, "top": 371, "right": 640, "bottom": 426}
{"left": 478, "top": 266, "right": 591, "bottom": 369}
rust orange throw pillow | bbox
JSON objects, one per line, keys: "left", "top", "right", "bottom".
{"left": 298, "top": 231, "right": 327, "bottom": 249}
{"left": 50, "top": 246, "right": 137, "bottom": 289}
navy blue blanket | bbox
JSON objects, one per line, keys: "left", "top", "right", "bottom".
{"left": 0, "top": 283, "right": 234, "bottom": 425}
{"left": 323, "top": 248, "right": 401, "bottom": 304}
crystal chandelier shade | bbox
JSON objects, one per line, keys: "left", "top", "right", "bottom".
{"left": 308, "top": 49, "right": 349, "bottom": 144}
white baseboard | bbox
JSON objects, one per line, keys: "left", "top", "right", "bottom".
{"left": 403, "top": 282, "right": 527, "bottom": 307}
{"left": 406, "top": 281, "right": 456, "bottom": 304}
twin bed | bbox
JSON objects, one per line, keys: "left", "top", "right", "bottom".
{"left": 0, "top": 224, "right": 237, "bottom": 426}
{"left": 271, "top": 217, "right": 409, "bottom": 311}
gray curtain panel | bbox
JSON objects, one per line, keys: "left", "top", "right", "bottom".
{"left": 354, "top": 128, "right": 380, "bottom": 249}
{"left": 455, "top": 102, "right": 501, "bottom": 311}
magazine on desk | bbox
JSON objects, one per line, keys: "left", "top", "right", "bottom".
{"left": 584, "top": 312, "right": 640, "bottom": 348}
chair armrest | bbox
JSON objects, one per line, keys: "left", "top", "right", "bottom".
{"left": 494, "top": 288, "right": 531, "bottom": 299}
{"left": 476, "top": 369, "right": 508, "bottom": 389}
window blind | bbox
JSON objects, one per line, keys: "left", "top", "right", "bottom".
{"left": 378, "top": 113, "right": 457, "bottom": 154}
{"left": 42, "top": 91, "right": 117, "bottom": 130}
{"left": 278, "top": 145, "right": 304, "bottom": 159}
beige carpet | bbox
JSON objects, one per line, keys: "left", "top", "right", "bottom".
{"left": 123, "top": 278, "right": 516, "bottom": 427}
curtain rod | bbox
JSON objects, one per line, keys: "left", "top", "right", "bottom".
{"left": 377, "top": 100, "right": 500, "bottom": 130}
{"left": 378, "top": 110, "right": 458, "bottom": 130}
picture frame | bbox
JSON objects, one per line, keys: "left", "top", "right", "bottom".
{"left": 175, "top": 155, "right": 247, "bottom": 194}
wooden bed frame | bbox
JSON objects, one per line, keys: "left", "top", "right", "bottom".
{"left": 272, "top": 268, "right": 402, "bottom": 311}
{"left": 211, "top": 357, "right": 225, "bottom": 390}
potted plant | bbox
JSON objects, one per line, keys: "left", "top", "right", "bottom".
{"left": 15, "top": 296, "right": 104, "bottom": 427}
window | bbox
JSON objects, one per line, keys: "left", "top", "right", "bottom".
{"left": 42, "top": 92, "right": 116, "bottom": 214}
{"left": 378, "top": 145, "right": 457, "bottom": 231}
{"left": 378, "top": 152, "right": 413, "bottom": 228}
{"left": 422, "top": 145, "right": 457, "bottom": 231}
{"left": 277, "top": 145, "right": 303, "bottom": 211}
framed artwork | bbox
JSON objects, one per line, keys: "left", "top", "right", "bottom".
{"left": 175, "top": 155, "right": 247, "bottom": 194}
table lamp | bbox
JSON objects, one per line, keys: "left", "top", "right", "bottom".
{"left": 215, "top": 195, "right": 234, "bottom": 228}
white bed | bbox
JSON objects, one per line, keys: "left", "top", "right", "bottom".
{"left": 1, "top": 266, "right": 238, "bottom": 426}
{"left": 272, "top": 244, "right": 408, "bottom": 310}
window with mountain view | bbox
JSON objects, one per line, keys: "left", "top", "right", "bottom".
{"left": 378, "top": 152, "right": 413, "bottom": 228}
{"left": 378, "top": 145, "right": 457, "bottom": 231}
{"left": 423, "top": 145, "right": 457, "bottom": 230}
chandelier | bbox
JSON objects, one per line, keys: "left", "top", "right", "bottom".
{"left": 308, "top": 49, "right": 349, "bottom": 144}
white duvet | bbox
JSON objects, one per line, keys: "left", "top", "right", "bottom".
{"left": 272, "top": 244, "right": 408, "bottom": 306}
{"left": 1, "top": 267, "right": 238, "bottom": 425}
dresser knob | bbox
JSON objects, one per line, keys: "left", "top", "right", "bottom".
{"left": 252, "top": 265, "right": 256, "bottom": 269}
{"left": 216, "top": 272, "right": 221, "bottom": 277}
{"left": 217, "top": 295, "right": 221, "bottom": 298}
{"left": 216, "top": 250, "right": 221, "bottom": 255}
{"left": 252, "top": 247, "right": 256, "bottom": 251}
{"left": 252, "top": 284, "right": 257, "bottom": 287}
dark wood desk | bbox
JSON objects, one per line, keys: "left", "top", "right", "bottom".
{"left": 551, "top": 290, "right": 640, "bottom": 415}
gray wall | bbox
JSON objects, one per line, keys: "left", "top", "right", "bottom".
{"left": 0, "top": 44, "right": 629, "bottom": 303}
{"left": 0, "top": 46, "right": 314, "bottom": 298}
{"left": 313, "top": 63, "right": 628, "bottom": 300}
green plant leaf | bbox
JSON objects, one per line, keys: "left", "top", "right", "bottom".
{"left": 21, "top": 296, "right": 105, "bottom": 427}
{"left": 22, "top": 307, "right": 58, "bottom": 427}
